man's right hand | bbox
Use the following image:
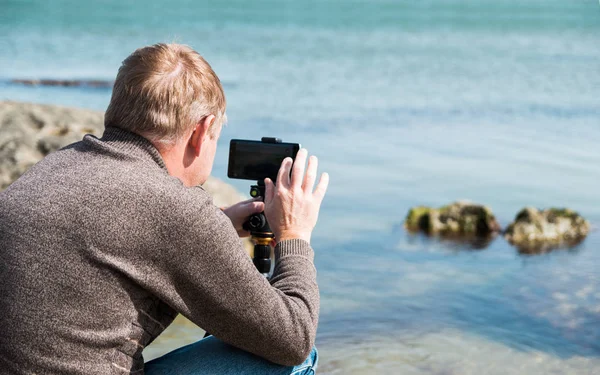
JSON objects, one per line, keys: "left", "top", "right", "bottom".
{"left": 263, "top": 149, "right": 329, "bottom": 244}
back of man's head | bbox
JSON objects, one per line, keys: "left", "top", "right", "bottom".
{"left": 105, "top": 43, "right": 226, "bottom": 145}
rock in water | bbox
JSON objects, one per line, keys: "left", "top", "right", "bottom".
{"left": 11, "top": 79, "right": 114, "bottom": 88}
{"left": 504, "top": 207, "right": 590, "bottom": 251}
{"left": 405, "top": 201, "right": 501, "bottom": 237}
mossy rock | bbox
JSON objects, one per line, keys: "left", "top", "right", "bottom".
{"left": 504, "top": 207, "right": 590, "bottom": 249}
{"left": 405, "top": 206, "right": 432, "bottom": 231}
{"left": 404, "top": 201, "right": 501, "bottom": 237}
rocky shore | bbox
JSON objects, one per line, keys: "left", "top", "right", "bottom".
{"left": 0, "top": 101, "right": 244, "bottom": 205}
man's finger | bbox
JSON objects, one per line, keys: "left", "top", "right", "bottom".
{"left": 302, "top": 155, "right": 318, "bottom": 193}
{"left": 238, "top": 228, "right": 251, "bottom": 238}
{"left": 244, "top": 201, "right": 264, "bottom": 216}
{"left": 277, "top": 157, "right": 293, "bottom": 188}
{"left": 264, "top": 178, "right": 274, "bottom": 203}
{"left": 239, "top": 197, "right": 262, "bottom": 205}
{"left": 314, "top": 172, "right": 329, "bottom": 202}
{"left": 291, "top": 148, "right": 308, "bottom": 187}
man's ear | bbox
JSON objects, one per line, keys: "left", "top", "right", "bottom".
{"left": 189, "top": 115, "right": 216, "bottom": 157}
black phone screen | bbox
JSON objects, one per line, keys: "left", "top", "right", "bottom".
{"left": 228, "top": 139, "right": 300, "bottom": 182}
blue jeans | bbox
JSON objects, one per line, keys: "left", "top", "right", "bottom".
{"left": 145, "top": 336, "right": 318, "bottom": 375}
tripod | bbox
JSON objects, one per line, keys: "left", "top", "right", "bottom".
{"left": 203, "top": 182, "right": 273, "bottom": 338}
{"left": 243, "top": 181, "right": 274, "bottom": 276}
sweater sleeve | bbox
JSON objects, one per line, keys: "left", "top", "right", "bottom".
{"left": 134, "top": 195, "right": 320, "bottom": 366}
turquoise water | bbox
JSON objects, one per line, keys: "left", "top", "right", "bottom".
{"left": 2, "top": 1, "right": 600, "bottom": 373}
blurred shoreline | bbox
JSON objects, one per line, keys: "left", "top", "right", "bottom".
{"left": 0, "top": 100, "right": 245, "bottom": 206}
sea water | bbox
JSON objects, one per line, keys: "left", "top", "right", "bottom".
{"left": 2, "top": 1, "right": 600, "bottom": 373}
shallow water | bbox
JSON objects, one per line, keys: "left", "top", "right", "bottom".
{"left": 2, "top": 0, "right": 600, "bottom": 373}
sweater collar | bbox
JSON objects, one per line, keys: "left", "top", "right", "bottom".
{"left": 99, "top": 127, "right": 167, "bottom": 170}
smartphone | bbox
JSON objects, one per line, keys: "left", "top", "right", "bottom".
{"left": 228, "top": 139, "right": 300, "bottom": 182}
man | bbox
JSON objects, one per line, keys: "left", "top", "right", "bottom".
{"left": 0, "top": 43, "right": 328, "bottom": 374}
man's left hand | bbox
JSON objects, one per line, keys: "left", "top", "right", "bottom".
{"left": 222, "top": 198, "right": 265, "bottom": 237}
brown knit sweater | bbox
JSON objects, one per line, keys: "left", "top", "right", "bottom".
{"left": 0, "top": 127, "right": 319, "bottom": 374}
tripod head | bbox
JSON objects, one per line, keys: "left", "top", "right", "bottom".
{"left": 243, "top": 181, "right": 274, "bottom": 275}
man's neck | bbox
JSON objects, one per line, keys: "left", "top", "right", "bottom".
{"left": 154, "top": 141, "right": 192, "bottom": 186}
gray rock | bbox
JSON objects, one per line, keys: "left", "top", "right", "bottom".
{"left": 0, "top": 101, "right": 104, "bottom": 190}
{"left": 504, "top": 207, "right": 590, "bottom": 252}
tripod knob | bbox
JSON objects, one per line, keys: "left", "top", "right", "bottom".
{"left": 250, "top": 185, "right": 261, "bottom": 198}
{"left": 244, "top": 213, "right": 268, "bottom": 232}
